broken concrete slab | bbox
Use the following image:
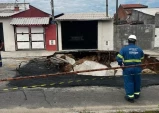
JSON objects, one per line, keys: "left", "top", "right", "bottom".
{"left": 144, "top": 50, "right": 159, "bottom": 57}
{"left": 110, "top": 62, "right": 123, "bottom": 75}
{"left": 65, "top": 56, "right": 76, "bottom": 65}
{"left": 142, "top": 69, "right": 157, "bottom": 74}
{"left": 72, "top": 61, "right": 116, "bottom": 76}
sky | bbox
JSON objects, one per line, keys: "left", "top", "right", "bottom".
{"left": 1, "top": 0, "right": 159, "bottom": 16}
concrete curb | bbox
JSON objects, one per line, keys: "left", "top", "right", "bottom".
{"left": 0, "top": 105, "right": 158, "bottom": 113}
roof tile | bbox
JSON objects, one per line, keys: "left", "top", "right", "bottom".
{"left": 56, "top": 13, "right": 113, "bottom": 21}
{"left": 121, "top": 4, "right": 148, "bottom": 9}
{"left": 10, "top": 17, "right": 50, "bottom": 25}
{"left": 134, "top": 8, "right": 159, "bottom": 16}
{"left": 0, "top": 3, "right": 29, "bottom": 17}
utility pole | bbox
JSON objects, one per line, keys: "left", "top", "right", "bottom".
{"left": 24, "top": 0, "right": 26, "bottom": 10}
{"left": 106, "top": 0, "right": 108, "bottom": 17}
{"left": 116, "top": 0, "right": 118, "bottom": 24}
{"left": 51, "top": 0, "right": 55, "bottom": 20}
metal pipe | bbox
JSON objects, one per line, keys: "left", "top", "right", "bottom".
{"left": 0, "top": 62, "right": 159, "bottom": 82}
{"left": 51, "top": 0, "right": 55, "bottom": 20}
{"left": 116, "top": 0, "right": 118, "bottom": 24}
{"left": 24, "top": 0, "right": 26, "bottom": 10}
{"left": 106, "top": 0, "right": 108, "bottom": 17}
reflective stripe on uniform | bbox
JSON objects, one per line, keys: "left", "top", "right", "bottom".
{"left": 117, "top": 54, "right": 123, "bottom": 59}
{"left": 128, "top": 95, "right": 134, "bottom": 98}
{"left": 134, "top": 92, "right": 140, "bottom": 95}
{"left": 124, "top": 59, "right": 141, "bottom": 63}
{"left": 141, "top": 57, "right": 144, "bottom": 59}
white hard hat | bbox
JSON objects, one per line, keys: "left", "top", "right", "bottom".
{"left": 128, "top": 35, "right": 137, "bottom": 40}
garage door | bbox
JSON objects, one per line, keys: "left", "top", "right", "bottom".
{"left": 16, "top": 27, "right": 30, "bottom": 49}
{"left": 61, "top": 21, "right": 98, "bottom": 50}
{"left": 31, "top": 27, "right": 45, "bottom": 49}
{"left": 16, "top": 27, "right": 45, "bottom": 50}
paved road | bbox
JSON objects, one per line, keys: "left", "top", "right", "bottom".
{"left": 0, "top": 86, "right": 159, "bottom": 113}
{"left": 1, "top": 74, "right": 159, "bottom": 113}
{"left": 0, "top": 58, "right": 159, "bottom": 113}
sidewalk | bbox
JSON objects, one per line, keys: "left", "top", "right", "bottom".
{"left": 1, "top": 51, "right": 55, "bottom": 58}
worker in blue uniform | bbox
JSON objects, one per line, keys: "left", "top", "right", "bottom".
{"left": 116, "top": 35, "right": 144, "bottom": 103}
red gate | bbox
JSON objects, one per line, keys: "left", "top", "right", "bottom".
{"left": 45, "top": 24, "right": 57, "bottom": 51}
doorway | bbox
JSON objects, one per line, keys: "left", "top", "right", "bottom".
{"left": 0, "top": 23, "right": 4, "bottom": 51}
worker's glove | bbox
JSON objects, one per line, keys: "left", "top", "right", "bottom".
{"left": 118, "top": 62, "right": 123, "bottom": 66}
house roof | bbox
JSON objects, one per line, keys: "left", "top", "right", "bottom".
{"left": 10, "top": 17, "right": 50, "bottom": 25}
{"left": 121, "top": 4, "right": 148, "bottom": 9}
{"left": 125, "top": 10, "right": 132, "bottom": 15}
{"left": 134, "top": 8, "right": 159, "bottom": 16}
{"left": 56, "top": 13, "right": 113, "bottom": 21}
{"left": 0, "top": 12, "right": 23, "bottom": 17}
{"left": 0, "top": 3, "right": 30, "bottom": 17}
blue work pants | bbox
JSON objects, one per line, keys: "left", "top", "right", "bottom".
{"left": 123, "top": 67, "right": 142, "bottom": 99}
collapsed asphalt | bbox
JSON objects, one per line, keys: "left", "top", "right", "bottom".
{"left": 5, "top": 58, "right": 159, "bottom": 88}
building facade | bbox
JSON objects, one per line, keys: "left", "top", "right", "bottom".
{"left": 116, "top": 4, "right": 148, "bottom": 22}
{"left": 130, "top": 8, "right": 159, "bottom": 48}
{"left": 0, "top": 3, "right": 57, "bottom": 51}
{"left": 56, "top": 13, "right": 114, "bottom": 51}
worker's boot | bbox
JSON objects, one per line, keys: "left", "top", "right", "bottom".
{"left": 124, "top": 96, "right": 134, "bottom": 103}
{"left": 134, "top": 94, "right": 140, "bottom": 99}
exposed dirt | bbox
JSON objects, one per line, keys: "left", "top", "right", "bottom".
{"left": 56, "top": 51, "right": 117, "bottom": 72}
{"left": 11, "top": 51, "right": 159, "bottom": 77}
{"left": 143, "top": 55, "right": 159, "bottom": 73}
{"left": 51, "top": 52, "right": 159, "bottom": 74}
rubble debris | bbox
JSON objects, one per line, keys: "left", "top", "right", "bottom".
{"left": 65, "top": 56, "right": 76, "bottom": 65}
{"left": 142, "top": 69, "right": 157, "bottom": 74}
{"left": 46, "top": 51, "right": 159, "bottom": 76}
{"left": 72, "top": 61, "right": 113, "bottom": 76}
{"left": 143, "top": 55, "right": 159, "bottom": 74}
{"left": 61, "top": 63, "right": 73, "bottom": 72}
{"left": 110, "top": 62, "right": 123, "bottom": 75}
{"left": 16, "top": 57, "right": 58, "bottom": 76}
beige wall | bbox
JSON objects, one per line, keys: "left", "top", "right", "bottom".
{"left": 57, "top": 22, "right": 62, "bottom": 51}
{"left": 155, "top": 28, "right": 159, "bottom": 47}
{"left": 0, "top": 18, "right": 15, "bottom": 51}
{"left": 98, "top": 20, "right": 114, "bottom": 50}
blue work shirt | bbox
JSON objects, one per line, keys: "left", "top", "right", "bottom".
{"left": 116, "top": 43, "right": 144, "bottom": 66}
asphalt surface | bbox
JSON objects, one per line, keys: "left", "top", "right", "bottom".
{"left": 0, "top": 58, "right": 159, "bottom": 113}
{"left": 6, "top": 74, "right": 159, "bottom": 89}
{"left": 0, "top": 86, "right": 159, "bottom": 113}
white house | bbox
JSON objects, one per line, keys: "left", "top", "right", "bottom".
{"left": 56, "top": 13, "right": 114, "bottom": 51}
{"left": 0, "top": 3, "right": 57, "bottom": 52}
{"left": 0, "top": 3, "right": 30, "bottom": 51}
